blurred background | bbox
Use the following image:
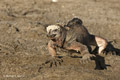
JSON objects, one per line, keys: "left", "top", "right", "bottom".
{"left": 0, "top": 0, "right": 120, "bottom": 80}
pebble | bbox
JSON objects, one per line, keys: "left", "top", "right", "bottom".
{"left": 52, "top": 0, "right": 58, "bottom": 2}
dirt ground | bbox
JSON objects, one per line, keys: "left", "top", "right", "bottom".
{"left": 0, "top": 0, "right": 120, "bottom": 80}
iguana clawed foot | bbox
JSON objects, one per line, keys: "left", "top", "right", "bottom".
{"left": 80, "top": 54, "right": 95, "bottom": 64}
{"left": 38, "top": 56, "right": 63, "bottom": 72}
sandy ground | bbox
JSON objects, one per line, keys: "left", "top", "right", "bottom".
{"left": 0, "top": 0, "right": 120, "bottom": 80}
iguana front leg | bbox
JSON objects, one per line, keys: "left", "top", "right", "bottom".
{"left": 38, "top": 40, "right": 63, "bottom": 72}
{"left": 64, "top": 41, "right": 95, "bottom": 63}
{"left": 48, "top": 40, "right": 57, "bottom": 57}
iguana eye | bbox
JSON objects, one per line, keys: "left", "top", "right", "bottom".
{"left": 54, "top": 29, "right": 58, "bottom": 32}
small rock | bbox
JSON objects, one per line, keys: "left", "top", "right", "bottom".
{"left": 52, "top": 0, "right": 58, "bottom": 3}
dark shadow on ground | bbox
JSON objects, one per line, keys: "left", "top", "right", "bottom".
{"left": 94, "top": 55, "right": 110, "bottom": 70}
{"left": 91, "top": 41, "right": 120, "bottom": 70}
